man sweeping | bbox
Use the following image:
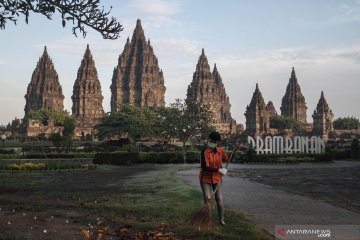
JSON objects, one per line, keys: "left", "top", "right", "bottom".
{"left": 199, "top": 131, "right": 229, "bottom": 226}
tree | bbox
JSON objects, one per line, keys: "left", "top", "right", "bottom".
{"left": 95, "top": 104, "right": 157, "bottom": 143}
{"left": 270, "top": 115, "right": 303, "bottom": 133}
{"left": 48, "top": 132, "right": 62, "bottom": 147}
{"left": 154, "top": 106, "right": 179, "bottom": 143}
{"left": 62, "top": 115, "right": 75, "bottom": 149}
{"left": 334, "top": 117, "right": 360, "bottom": 130}
{"left": 351, "top": 138, "right": 360, "bottom": 160}
{"left": 0, "top": 0, "right": 123, "bottom": 39}
{"left": 28, "top": 109, "right": 69, "bottom": 126}
{"left": 63, "top": 116, "right": 75, "bottom": 138}
{"left": 157, "top": 99, "right": 213, "bottom": 163}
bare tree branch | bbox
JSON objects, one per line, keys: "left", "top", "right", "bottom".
{"left": 0, "top": 0, "right": 123, "bottom": 39}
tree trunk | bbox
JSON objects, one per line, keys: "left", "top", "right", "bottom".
{"left": 182, "top": 141, "right": 186, "bottom": 164}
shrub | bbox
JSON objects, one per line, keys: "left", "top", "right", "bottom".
{"left": 235, "top": 153, "right": 332, "bottom": 164}
{"left": 24, "top": 152, "right": 94, "bottom": 159}
{"left": 351, "top": 139, "right": 360, "bottom": 160}
{"left": 139, "top": 152, "right": 180, "bottom": 164}
{"left": 0, "top": 159, "right": 87, "bottom": 171}
{"left": 6, "top": 162, "right": 47, "bottom": 171}
{"left": 94, "top": 151, "right": 200, "bottom": 165}
{"left": 325, "top": 149, "right": 352, "bottom": 160}
{"left": 94, "top": 152, "right": 139, "bottom": 165}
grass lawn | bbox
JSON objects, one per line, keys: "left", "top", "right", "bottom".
{"left": 0, "top": 164, "right": 271, "bottom": 240}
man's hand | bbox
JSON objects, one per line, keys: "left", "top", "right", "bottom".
{"left": 219, "top": 168, "right": 228, "bottom": 176}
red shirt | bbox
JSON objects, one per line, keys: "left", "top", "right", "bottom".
{"left": 199, "top": 146, "right": 229, "bottom": 184}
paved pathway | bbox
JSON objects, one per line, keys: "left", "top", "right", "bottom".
{"left": 176, "top": 161, "right": 360, "bottom": 239}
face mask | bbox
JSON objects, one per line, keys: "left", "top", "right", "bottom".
{"left": 208, "top": 142, "right": 217, "bottom": 149}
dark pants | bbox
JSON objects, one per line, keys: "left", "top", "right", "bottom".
{"left": 200, "top": 181, "right": 224, "bottom": 221}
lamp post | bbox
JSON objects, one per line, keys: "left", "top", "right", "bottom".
{"left": 1, "top": 134, "right": 6, "bottom": 146}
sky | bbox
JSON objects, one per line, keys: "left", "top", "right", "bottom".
{"left": 1, "top": 0, "right": 360, "bottom": 126}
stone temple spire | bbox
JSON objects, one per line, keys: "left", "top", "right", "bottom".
{"left": 312, "top": 91, "right": 334, "bottom": 140}
{"left": 187, "top": 48, "right": 212, "bottom": 102}
{"left": 244, "top": 83, "right": 270, "bottom": 136}
{"left": 266, "top": 101, "right": 277, "bottom": 117}
{"left": 291, "top": 66, "right": 296, "bottom": 78}
{"left": 24, "top": 46, "right": 64, "bottom": 117}
{"left": 280, "top": 67, "right": 308, "bottom": 124}
{"left": 110, "top": 19, "right": 166, "bottom": 111}
{"left": 71, "top": 44, "right": 104, "bottom": 129}
{"left": 187, "top": 49, "right": 236, "bottom": 135}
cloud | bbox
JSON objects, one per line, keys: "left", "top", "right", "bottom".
{"left": 330, "top": 1, "right": 360, "bottom": 23}
{"left": 0, "top": 59, "right": 5, "bottom": 64}
{"left": 142, "top": 16, "right": 182, "bottom": 32}
{"left": 337, "top": 51, "right": 360, "bottom": 63}
{"left": 216, "top": 45, "right": 360, "bottom": 65}
{"left": 207, "top": 45, "right": 360, "bottom": 123}
{"left": 130, "top": 0, "right": 182, "bottom": 16}
{"left": 152, "top": 38, "right": 200, "bottom": 59}
{"left": 37, "top": 37, "right": 122, "bottom": 66}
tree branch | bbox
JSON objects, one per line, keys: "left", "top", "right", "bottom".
{"left": 0, "top": 0, "right": 123, "bottom": 39}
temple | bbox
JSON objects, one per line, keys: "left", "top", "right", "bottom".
{"left": 312, "top": 91, "right": 334, "bottom": 141}
{"left": 110, "top": 19, "right": 166, "bottom": 111}
{"left": 186, "top": 49, "right": 236, "bottom": 135}
{"left": 24, "top": 46, "right": 64, "bottom": 118}
{"left": 244, "top": 83, "right": 270, "bottom": 136}
{"left": 280, "top": 67, "right": 308, "bottom": 124}
{"left": 71, "top": 44, "right": 105, "bottom": 139}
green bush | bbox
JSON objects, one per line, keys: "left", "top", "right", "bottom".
{"left": 0, "top": 159, "right": 86, "bottom": 171}
{"left": 7, "top": 162, "right": 47, "bottom": 171}
{"left": 236, "top": 153, "right": 333, "bottom": 163}
{"left": 331, "top": 149, "right": 351, "bottom": 160}
{"left": 24, "top": 152, "right": 94, "bottom": 159}
{"left": 94, "top": 152, "right": 139, "bottom": 165}
{"left": 139, "top": 152, "right": 180, "bottom": 164}
{"left": 351, "top": 139, "right": 360, "bottom": 160}
{"left": 94, "top": 151, "right": 200, "bottom": 165}
{"left": 0, "top": 153, "right": 22, "bottom": 159}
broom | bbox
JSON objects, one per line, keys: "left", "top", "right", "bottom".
{"left": 188, "top": 147, "right": 237, "bottom": 230}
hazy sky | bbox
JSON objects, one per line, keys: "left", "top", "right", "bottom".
{"left": 1, "top": 0, "right": 359, "bottom": 126}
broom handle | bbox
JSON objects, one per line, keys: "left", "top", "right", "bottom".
{"left": 213, "top": 147, "right": 237, "bottom": 195}
{"left": 225, "top": 147, "right": 236, "bottom": 169}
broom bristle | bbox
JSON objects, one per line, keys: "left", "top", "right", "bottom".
{"left": 188, "top": 202, "right": 213, "bottom": 230}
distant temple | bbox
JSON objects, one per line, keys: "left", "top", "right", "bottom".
{"left": 186, "top": 49, "right": 236, "bottom": 135}
{"left": 266, "top": 101, "right": 277, "bottom": 117}
{"left": 110, "top": 19, "right": 166, "bottom": 111}
{"left": 13, "top": 24, "right": 344, "bottom": 142}
{"left": 24, "top": 46, "right": 64, "bottom": 118}
{"left": 280, "top": 67, "right": 308, "bottom": 124}
{"left": 23, "top": 46, "right": 65, "bottom": 138}
{"left": 312, "top": 91, "right": 334, "bottom": 141}
{"left": 244, "top": 83, "right": 270, "bottom": 136}
{"left": 71, "top": 44, "right": 105, "bottom": 139}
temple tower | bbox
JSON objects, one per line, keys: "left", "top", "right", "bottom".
{"left": 71, "top": 44, "right": 104, "bottom": 127}
{"left": 24, "top": 46, "right": 64, "bottom": 117}
{"left": 280, "top": 67, "right": 307, "bottom": 124}
{"left": 312, "top": 91, "right": 334, "bottom": 141}
{"left": 186, "top": 49, "right": 236, "bottom": 134}
{"left": 110, "top": 19, "right": 166, "bottom": 111}
{"left": 244, "top": 83, "right": 270, "bottom": 136}
{"left": 266, "top": 101, "right": 277, "bottom": 117}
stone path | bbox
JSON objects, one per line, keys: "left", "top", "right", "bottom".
{"left": 176, "top": 161, "right": 360, "bottom": 239}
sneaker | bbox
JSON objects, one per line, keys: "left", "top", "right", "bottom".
{"left": 219, "top": 219, "right": 226, "bottom": 226}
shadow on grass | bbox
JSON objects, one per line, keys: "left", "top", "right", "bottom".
{"left": 0, "top": 165, "right": 272, "bottom": 240}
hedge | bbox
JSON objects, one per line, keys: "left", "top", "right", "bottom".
{"left": 327, "top": 149, "right": 352, "bottom": 160}
{"left": 0, "top": 159, "right": 87, "bottom": 171}
{"left": 24, "top": 152, "right": 95, "bottom": 159}
{"left": 94, "top": 151, "right": 200, "bottom": 165}
{"left": 235, "top": 152, "right": 333, "bottom": 164}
